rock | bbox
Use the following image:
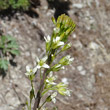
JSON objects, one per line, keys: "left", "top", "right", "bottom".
{"left": 72, "top": 4, "right": 84, "bottom": 9}
{"left": 73, "top": 40, "right": 83, "bottom": 50}
{"left": 80, "top": 70, "right": 86, "bottom": 75}
{"left": 89, "top": 42, "right": 99, "bottom": 50}
{"left": 77, "top": 65, "right": 83, "bottom": 71}
{"left": 5, "top": 91, "right": 20, "bottom": 107}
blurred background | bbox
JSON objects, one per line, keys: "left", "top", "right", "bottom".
{"left": 0, "top": 0, "right": 110, "bottom": 110}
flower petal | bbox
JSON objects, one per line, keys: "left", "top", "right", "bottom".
{"left": 52, "top": 98, "right": 56, "bottom": 103}
{"left": 47, "top": 35, "right": 51, "bottom": 41}
{"left": 33, "top": 66, "right": 38, "bottom": 73}
{"left": 26, "top": 65, "right": 30, "bottom": 72}
{"left": 36, "top": 56, "right": 40, "bottom": 63}
{"left": 37, "top": 65, "right": 41, "bottom": 69}
{"left": 57, "top": 41, "right": 64, "bottom": 46}
{"left": 56, "top": 37, "right": 60, "bottom": 41}
{"left": 42, "top": 56, "right": 48, "bottom": 62}
{"left": 42, "top": 63, "right": 50, "bottom": 68}
{"left": 25, "top": 72, "right": 30, "bottom": 76}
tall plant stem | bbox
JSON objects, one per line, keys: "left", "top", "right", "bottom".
{"left": 33, "top": 55, "right": 51, "bottom": 110}
{"left": 33, "top": 69, "right": 47, "bottom": 110}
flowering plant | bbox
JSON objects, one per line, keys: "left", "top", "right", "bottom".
{"left": 25, "top": 14, "right": 76, "bottom": 110}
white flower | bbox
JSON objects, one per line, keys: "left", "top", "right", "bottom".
{"left": 53, "top": 36, "right": 60, "bottom": 43}
{"left": 51, "top": 92, "right": 57, "bottom": 103}
{"left": 53, "top": 37, "right": 64, "bottom": 49}
{"left": 42, "top": 56, "right": 48, "bottom": 62}
{"left": 44, "top": 35, "right": 51, "bottom": 42}
{"left": 55, "top": 64, "right": 61, "bottom": 68}
{"left": 36, "top": 56, "right": 49, "bottom": 69}
{"left": 49, "top": 71, "right": 53, "bottom": 77}
{"left": 64, "top": 90, "right": 71, "bottom": 96}
{"left": 57, "top": 41, "right": 64, "bottom": 47}
{"left": 33, "top": 66, "right": 38, "bottom": 73}
{"left": 42, "top": 63, "right": 49, "bottom": 68}
{"left": 65, "top": 55, "right": 74, "bottom": 63}
{"left": 61, "top": 66, "right": 65, "bottom": 69}
{"left": 36, "top": 56, "right": 40, "bottom": 62}
{"left": 46, "top": 79, "right": 56, "bottom": 85}
{"left": 69, "top": 57, "right": 74, "bottom": 62}
{"left": 46, "top": 73, "right": 57, "bottom": 86}
{"left": 25, "top": 65, "right": 37, "bottom": 76}
{"left": 54, "top": 27, "right": 60, "bottom": 33}
{"left": 59, "top": 55, "right": 74, "bottom": 65}
{"left": 26, "top": 65, "right": 30, "bottom": 72}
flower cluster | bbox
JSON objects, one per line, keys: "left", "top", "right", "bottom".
{"left": 25, "top": 14, "right": 76, "bottom": 110}
{"left": 42, "top": 73, "right": 71, "bottom": 99}
{"left": 46, "top": 92, "right": 57, "bottom": 104}
{"left": 25, "top": 56, "right": 50, "bottom": 80}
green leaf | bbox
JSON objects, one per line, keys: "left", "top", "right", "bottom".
{"left": 7, "top": 42, "right": 19, "bottom": 49}
{"left": 0, "top": 0, "right": 30, "bottom": 10}
{"left": 6, "top": 35, "right": 16, "bottom": 42}
{"left": 9, "top": 49, "right": 20, "bottom": 55}
{"left": 1, "top": 36, "right": 7, "bottom": 44}
{"left": 0, "top": 59, "right": 9, "bottom": 70}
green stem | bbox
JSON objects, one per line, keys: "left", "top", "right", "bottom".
{"left": 40, "top": 68, "right": 42, "bottom": 79}
{"left": 30, "top": 103, "right": 31, "bottom": 110}
{"left": 38, "top": 100, "right": 47, "bottom": 110}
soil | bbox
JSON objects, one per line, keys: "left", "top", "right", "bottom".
{"left": 0, "top": 0, "right": 110, "bottom": 110}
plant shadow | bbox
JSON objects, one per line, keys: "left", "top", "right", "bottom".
{"left": 47, "top": 0, "right": 71, "bottom": 19}
{"left": 0, "top": 69, "right": 6, "bottom": 78}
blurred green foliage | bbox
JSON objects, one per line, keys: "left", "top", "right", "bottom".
{"left": 0, "top": 35, "right": 20, "bottom": 70}
{"left": 0, "top": 0, "right": 30, "bottom": 10}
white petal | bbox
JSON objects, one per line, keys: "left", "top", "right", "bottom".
{"left": 37, "top": 65, "right": 41, "bottom": 69}
{"left": 57, "top": 41, "right": 64, "bottom": 46}
{"left": 42, "top": 56, "right": 48, "bottom": 62}
{"left": 33, "top": 66, "right": 38, "bottom": 73}
{"left": 49, "top": 71, "right": 53, "bottom": 77}
{"left": 52, "top": 98, "right": 56, "bottom": 103}
{"left": 54, "top": 28, "right": 60, "bottom": 33}
{"left": 26, "top": 66, "right": 30, "bottom": 72}
{"left": 53, "top": 38, "right": 56, "bottom": 43}
{"left": 56, "top": 37, "right": 60, "bottom": 41}
{"left": 47, "top": 35, "right": 51, "bottom": 41}
{"left": 51, "top": 92, "right": 57, "bottom": 98}
{"left": 66, "top": 55, "right": 71, "bottom": 59}
{"left": 50, "top": 82, "right": 57, "bottom": 85}
{"left": 65, "top": 90, "right": 71, "bottom": 96}
{"left": 25, "top": 72, "right": 30, "bottom": 76}
{"left": 69, "top": 58, "right": 74, "bottom": 62}
{"left": 44, "top": 35, "right": 51, "bottom": 42}
{"left": 61, "top": 66, "right": 65, "bottom": 69}
{"left": 42, "top": 63, "right": 49, "bottom": 68}
{"left": 36, "top": 56, "right": 40, "bottom": 62}
{"left": 68, "top": 43, "right": 71, "bottom": 47}
{"left": 44, "top": 36, "right": 47, "bottom": 42}
{"left": 46, "top": 79, "right": 49, "bottom": 83}
{"left": 55, "top": 64, "right": 61, "bottom": 68}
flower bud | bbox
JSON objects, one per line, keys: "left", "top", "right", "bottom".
{"left": 61, "top": 43, "right": 72, "bottom": 51}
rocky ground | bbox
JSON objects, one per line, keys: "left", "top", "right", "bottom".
{"left": 0, "top": 0, "right": 110, "bottom": 110}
